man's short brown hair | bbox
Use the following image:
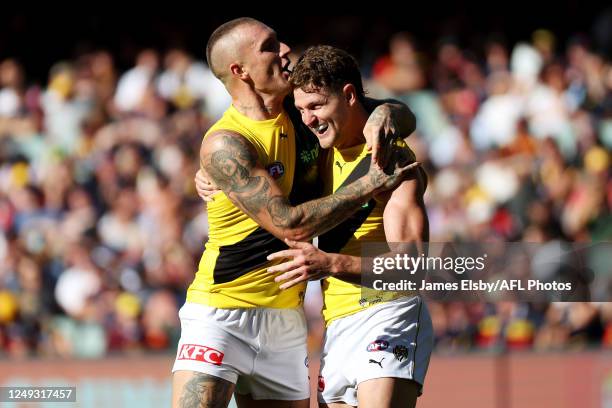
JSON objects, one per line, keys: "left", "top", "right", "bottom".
{"left": 290, "top": 45, "right": 365, "bottom": 101}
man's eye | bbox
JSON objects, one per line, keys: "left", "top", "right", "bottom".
{"left": 262, "top": 41, "right": 280, "bottom": 53}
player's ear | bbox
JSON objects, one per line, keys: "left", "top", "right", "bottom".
{"left": 230, "top": 62, "right": 249, "bottom": 80}
{"left": 342, "top": 84, "right": 358, "bottom": 106}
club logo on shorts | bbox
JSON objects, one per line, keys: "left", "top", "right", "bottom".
{"left": 393, "top": 345, "right": 409, "bottom": 362}
{"left": 318, "top": 375, "right": 325, "bottom": 392}
{"left": 304, "top": 356, "right": 309, "bottom": 367}
{"left": 366, "top": 339, "right": 389, "bottom": 352}
{"left": 177, "top": 344, "right": 224, "bottom": 365}
{"left": 266, "top": 162, "right": 285, "bottom": 179}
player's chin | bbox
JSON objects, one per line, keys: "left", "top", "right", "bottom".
{"left": 276, "top": 80, "right": 292, "bottom": 95}
{"left": 317, "top": 136, "right": 334, "bottom": 149}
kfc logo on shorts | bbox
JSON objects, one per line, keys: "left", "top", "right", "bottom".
{"left": 177, "top": 344, "right": 224, "bottom": 365}
{"left": 317, "top": 375, "right": 325, "bottom": 392}
{"left": 367, "top": 339, "right": 389, "bottom": 352}
{"left": 266, "top": 162, "right": 285, "bottom": 179}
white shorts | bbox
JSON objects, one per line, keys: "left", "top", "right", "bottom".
{"left": 172, "top": 302, "right": 309, "bottom": 401}
{"left": 318, "top": 296, "right": 433, "bottom": 405}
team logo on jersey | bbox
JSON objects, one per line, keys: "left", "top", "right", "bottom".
{"left": 367, "top": 339, "right": 389, "bottom": 352}
{"left": 393, "top": 345, "right": 409, "bottom": 362}
{"left": 177, "top": 344, "right": 224, "bottom": 365}
{"left": 267, "top": 162, "right": 285, "bottom": 179}
{"left": 318, "top": 375, "right": 325, "bottom": 392}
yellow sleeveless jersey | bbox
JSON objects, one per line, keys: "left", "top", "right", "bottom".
{"left": 318, "top": 141, "right": 417, "bottom": 325}
{"left": 187, "top": 105, "right": 317, "bottom": 308}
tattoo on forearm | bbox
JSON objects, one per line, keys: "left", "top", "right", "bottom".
{"left": 365, "top": 106, "right": 387, "bottom": 129}
{"left": 267, "top": 195, "right": 296, "bottom": 227}
{"left": 365, "top": 102, "right": 415, "bottom": 136}
{"left": 204, "top": 133, "right": 391, "bottom": 239}
{"left": 267, "top": 176, "right": 375, "bottom": 237}
{"left": 179, "top": 372, "right": 233, "bottom": 408}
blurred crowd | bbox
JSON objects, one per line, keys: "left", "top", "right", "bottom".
{"left": 0, "top": 26, "right": 611, "bottom": 358}
{"left": 361, "top": 29, "right": 612, "bottom": 352}
{"left": 0, "top": 48, "right": 229, "bottom": 358}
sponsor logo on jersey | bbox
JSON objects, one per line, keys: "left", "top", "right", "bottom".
{"left": 177, "top": 344, "right": 224, "bottom": 365}
{"left": 335, "top": 161, "right": 346, "bottom": 173}
{"left": 368, "top": 357, "right": 384, "bottom": 368}
{"left": 267, "top": 162, "right": 285, "bottom": 179}
{"left": 367, "top": 339, "right": 389, "bottom": 352}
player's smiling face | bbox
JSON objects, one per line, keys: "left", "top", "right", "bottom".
{"left": 242, "top": 24, "right": 292, "bottom": 96}
{"left": 294, "top": 86, "right": 351, "bottom": 149}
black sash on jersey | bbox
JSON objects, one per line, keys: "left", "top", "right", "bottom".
{"left": 318, "top": 155, "right": 376, "bottom": 254}
{"left": 213, "top": 226, "right": 288, "bottom": 284}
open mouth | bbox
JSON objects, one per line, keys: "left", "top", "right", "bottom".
{"left": 314, "top": 123, "right": 329, "bottom": 135}
{"left": 281, "top": 61, "right": 292, "bottom": 78}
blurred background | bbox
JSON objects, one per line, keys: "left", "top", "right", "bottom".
{"left": 0, "top": 9, "right": 611, "bottom": 407}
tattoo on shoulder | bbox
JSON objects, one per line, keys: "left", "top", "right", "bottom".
{"left": 179, "top": 372, "right": 233, "bottom": 408}
{"left": 204, "top": 134, "right": 272, "bottom": 215}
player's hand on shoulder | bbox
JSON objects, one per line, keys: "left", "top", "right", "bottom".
{"left": 368, "top": 152, "right": 420, "bottom": 194}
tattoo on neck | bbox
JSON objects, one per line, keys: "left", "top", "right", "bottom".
{"left": 236, "top": 104, "right": 275, "bottom": 116}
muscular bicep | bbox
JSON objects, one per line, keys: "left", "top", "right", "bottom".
{"left": 200, "top": 131, "right": 293, "bottom": 239}
{"left": 383, "top": 171, "right": 428, "bottom": 246}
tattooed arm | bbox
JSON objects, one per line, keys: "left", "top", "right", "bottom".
{"left": 201, "top": 130, "right": 418, "bottom": 242}
{"left": 268, "top": 167, "right": 429, "bottom": 288}
{"left": 362, "top": 98, "right": 417, "bottom": 166}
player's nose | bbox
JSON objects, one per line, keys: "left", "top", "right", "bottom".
{"left": 279, "top": 42, "right": 291, "bottom": 57}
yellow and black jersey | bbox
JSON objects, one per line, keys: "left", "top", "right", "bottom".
{"left": 319, "top": 141, "right": 417, "bottom": 325}
{"left": 187, "top": 104, "right": 320, "bottom": 308}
